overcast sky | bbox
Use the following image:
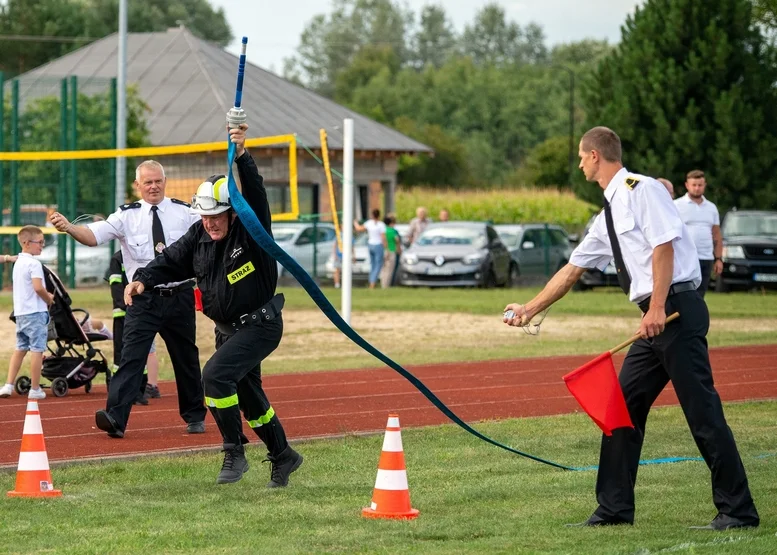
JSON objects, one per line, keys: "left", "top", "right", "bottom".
{"left": 210, "top": 0, "right": 644, "bottom": 73}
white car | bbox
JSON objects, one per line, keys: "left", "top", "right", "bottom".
{"left": 324, "top": 233, "right": 371, "bottom": 281}
{"left": 273, "top": 222, "right": 337, "bottom": 278}
{"left": 38, "top": 233, "right": 113, "bottom": 286}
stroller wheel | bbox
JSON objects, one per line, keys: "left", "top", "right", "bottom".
{"left": 15, "top": 376, "right": 31, "bottom": 395}
{"left": 51, "top": 377, "right": 68, "bottom": 398}
{"left": 85, "top": 381, "right": 92, "bottom": 394}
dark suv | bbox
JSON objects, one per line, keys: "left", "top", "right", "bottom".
{"left": 712, "top": 210, "right": 777, "bottom": 292}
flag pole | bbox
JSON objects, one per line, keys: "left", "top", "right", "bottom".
{"left": 608, "top": 312, "right": 680, "bottom": 355}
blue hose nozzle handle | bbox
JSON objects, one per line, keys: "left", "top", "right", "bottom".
{"left": 234, "top": 36, "right": 248, "bottom": 109}
{"left": 228, "top": 36, "right": 248, "bottom": 128}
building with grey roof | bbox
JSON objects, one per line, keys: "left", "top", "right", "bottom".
{"left": 7, "top": 25, "right": 431, "bottom": 218}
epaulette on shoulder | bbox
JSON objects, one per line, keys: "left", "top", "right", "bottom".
{"left": 624, "top": 176, "right": 640, "bottom": 190}
{"left": 171, "top": 198, "right": 191, "bottom": 207}
{"left": 119, "top": 202, "right": 141, "bottom": 211}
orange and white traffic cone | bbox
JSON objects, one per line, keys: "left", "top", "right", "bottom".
{"left": 7, "top": 401, "right": 62, "bottom": 498}
{"left": 362, "top": 414, "right": 419, "bottom": 520}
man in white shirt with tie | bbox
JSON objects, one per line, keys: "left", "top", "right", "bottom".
{"left": 503, "top": 127, "right": 758, "bottom": 531}
{"left": 674, "top": 170, "right": 723, "bottom": 296}
{"left": 50, "top": 160, "right": 207, "bottom": 438}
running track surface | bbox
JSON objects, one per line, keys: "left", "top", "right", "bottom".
{"left": 1, "top": 344, "right": 776, "bottom": 468}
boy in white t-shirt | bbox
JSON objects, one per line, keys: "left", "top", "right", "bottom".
{"left": 0, "top": 226, "right": 54, "bottom": 399}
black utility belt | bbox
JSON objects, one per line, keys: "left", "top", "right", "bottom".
{"left": 214, "top": 294, "right": 285, "bottom": 336}
{"left": 152, "top": 281, "right": 195, "bottom": 297}
{"left": 638, "top": 281, "right": 695, "bottom": 313}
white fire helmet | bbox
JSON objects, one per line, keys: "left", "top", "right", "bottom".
{"left": 191, "top": 175, "right": 231, "bottom": 216}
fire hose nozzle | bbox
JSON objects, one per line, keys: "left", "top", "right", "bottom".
{"left": 227, "top": 106, "right": 247, "bottom": 128}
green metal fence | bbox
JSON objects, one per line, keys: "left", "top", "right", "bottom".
{"left": 0, "top": 73, "right": 118, "bottom": 289}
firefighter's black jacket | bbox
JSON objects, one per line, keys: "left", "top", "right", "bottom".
{"left": 134, "top": 151, "right": 277, "bottom": 324}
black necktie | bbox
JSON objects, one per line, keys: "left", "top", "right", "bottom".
{"left": 603, "top": 199, "right": 631, "bottom": 295}
{"left": 151, "top": 205, "right": 166, "bottom": 254}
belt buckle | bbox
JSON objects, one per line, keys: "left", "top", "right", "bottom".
{"left": 238, "top": 313, "right": 250, "bottom": 325}
{"left": 158, "top": 288, "right": 173, "bottom": 297}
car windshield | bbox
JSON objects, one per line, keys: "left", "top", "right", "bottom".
{"left": 272, "top": 228, "right": 300, "bottom": 242}
{"left": 497, "top": 232, "right": 520, "bottom": 248}
{"left": 723, "top": 213, "right": 777, "bottom": 237}
{"left": 417, "top": 227, "right": 487, "bottom": 247}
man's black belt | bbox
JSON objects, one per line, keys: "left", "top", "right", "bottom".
{"left": 214, "top": 294, "right": 285, "bottom": 335}
{"left": 152, "top": 280, "right": 195, "bottom": 297}
{"left": 638, "top": 281, "right": 696, "bottom": 313}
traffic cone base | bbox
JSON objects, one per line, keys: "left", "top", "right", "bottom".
{"left": 7, "top": 401, "right": 62, "bottom": 498}
{"left": 362, "top": 414, "right": 418, "bottom": 520}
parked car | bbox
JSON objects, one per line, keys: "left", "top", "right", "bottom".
{"left": 273, "top": 222, "right": 337, "bottom": 278}
{"left": 573, "top": 213, "right": 621, "bottom": 291}
{"left": 37, "top": 233, "right": 112, "bottom": 285}
{"left": 394, "top": 223, "right": 411, "bottom": 248}
{"left": 324, "top": 232, "right": 371, "bottom": 282}
{"left": 711, "top": 209, "right": 777, "bottom": 292}
{"left": 398, "top": 222, "right": 511, "bottom": 288}
{"left": 494, "top": 224, "right": 573, "bottom": 283}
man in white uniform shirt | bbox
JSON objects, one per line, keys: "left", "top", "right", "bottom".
{"left": 674, "top": 170, "right": 723, "bottom": 296}
{"left": 503, "top": 127, "right": 758, "bottom": 531}
{"left": 50, "top": 160, "right": 207, "bottom": 438}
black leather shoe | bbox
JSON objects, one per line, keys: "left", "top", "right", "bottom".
{"left": 566, "top": 515, "right": 632, "bottom": 527}
{"left": 690, "top": 513, "right": 759, "bottom": 531}
{"left": 216, "top": 444, "right": 249, "bottom": 484}
{"left": 264, "top": 446, "right": 303, "bottom": 488}
{"left": 133, "top": 394, "right": 148, "bottom": 406}
{"left": 187, "top": 421, "right": 206, "bottom": 434}
{"left": 95, "top": 410, "right": 124, "bottom": 438}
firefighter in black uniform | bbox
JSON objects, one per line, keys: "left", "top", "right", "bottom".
{"left": 126, "top": 123, "right": 303, "bottom": 487}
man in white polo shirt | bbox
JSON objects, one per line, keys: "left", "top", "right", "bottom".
{"left": 674, "top": 170, "right": 723, "bottom": 296}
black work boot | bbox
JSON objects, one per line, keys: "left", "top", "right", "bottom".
{"left": 264, "top": 445, "right": 303, "bottom": 488}
{"left": 216, "top": 444, "right": 249, "bottom": 484}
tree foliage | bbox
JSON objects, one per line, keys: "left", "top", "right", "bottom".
{"left": 284, "top": 0, "right": 412, "bottom": 98}
{"left": 285, "top": 1, "right": 604, "bottom": 188}
{"left": 459, "top": 4, "right": 547, "bottom": 65}
{"left": 2, "top": 85, "right": 150, "bottom": 210}
{"left": 0, "top": 0, "right": 232, "bottom": 76}
{"left": 581, "top": 0, "right": 777, "bottom": 211}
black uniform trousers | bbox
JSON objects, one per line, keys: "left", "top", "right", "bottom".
{"left": 106, "top": 289, "right": 206, "bottom": 431}
{"left": 205, "top": 314, "right": 288, "bottom": 455}
{"left": 111, "top": 316, "right": 147, "bottom": 397}
{"left": 593, "top": 289, "right": 759, "bottom": 525}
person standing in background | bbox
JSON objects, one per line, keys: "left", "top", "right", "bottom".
{"left": 380, "top": 215, "right": 402, "bottom": 288}
{"left": 354, "top": 209, "right": 386, "bottom": 290}
{"left": 407, "top": 207, "right": 432, "bottom": 245}
{"left": 674, "top": 170, "right": 723, "bottom": 296}
{"left": 657, "top": 178, "right": 675, "bottom": 199}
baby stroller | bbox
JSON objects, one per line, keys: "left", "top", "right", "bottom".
{"left": 14, "top": 265, "right": 111, "bottom": 398}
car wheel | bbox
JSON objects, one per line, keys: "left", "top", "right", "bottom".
{"left": 504, "top": 263, "right": 519, "bottom": 288}
{"left": 481, "top": 267, "right": 497, "bottom": 289}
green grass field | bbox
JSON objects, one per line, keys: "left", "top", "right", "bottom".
{"left": 0, "top": 286, "right": 775, "bottom": 553}
{"left": 1, "top": 402, "right": 774, "bottom": 554}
